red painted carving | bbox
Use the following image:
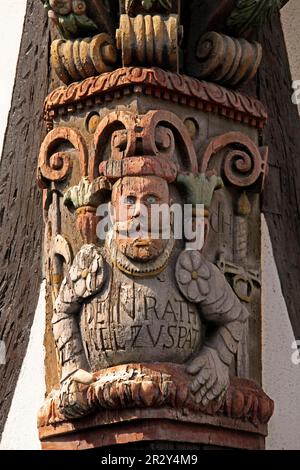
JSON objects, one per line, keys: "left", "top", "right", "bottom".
{"left": 37, "top": 127, "right": 89, "bottom": 188}
{"left": 99, "top": 157, "right": 179, "bottom": 182}
{"left": 90, "top": 109, "right": 198, "bottom": 180}
{"left": 37, "top": 363, "right": 274, "bottom": 430}
{"left": 200, "top": 131, "right": 268, "bottom": 191}
{"left": 76, "top": 206, "right": 99, "bottom": 244}
{"left": 44, "top": 67, "right": 268, "bottom": 129}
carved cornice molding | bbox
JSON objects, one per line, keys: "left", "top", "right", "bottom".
{"left": 44, "top": 66, "right": 268, "bottom": 129}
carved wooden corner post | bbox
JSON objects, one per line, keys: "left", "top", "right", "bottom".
{"left": 37, "top": 0, "right": 279, "bottom": 450}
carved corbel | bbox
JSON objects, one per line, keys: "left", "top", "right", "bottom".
{"left": 185, "top": 0, "right": 287, "bottom": 77}
{"left": 36, "top": 0, "right": 275, "bottom": 449}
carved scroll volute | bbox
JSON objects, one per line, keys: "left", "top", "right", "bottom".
{"left": 200, "top": 131, "right": 268, "bottom": 192}
{"left": 90, "top": 109, "right": 198, "bottom": 182}
{"left": 89, "top": 111, "right": 136, "bottom": 180}
{"left": 38, "top": 127, "right": 89, "bottom": 189}
{"left": 141, "top": 110, "right": 198, "bottom": 174}
{"left": 195, "top": 32, "right": 262, "bottom": 87}
{"left": 51, "top": 34, "right": 117, "bottom": 85}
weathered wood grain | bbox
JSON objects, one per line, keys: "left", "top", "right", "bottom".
{"left": 257, "top": 14, "right": 300, "bottom": 338}
{"left": 0, "top": 0, "right": 49, "bottom": 437}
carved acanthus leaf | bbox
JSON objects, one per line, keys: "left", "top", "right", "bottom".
{"left": 63, "top": 177, "right": 111, "bottom": 210}
{"left": 227, "top": 0, "right": 286, "bottom": 36}
{"left": 176, "top": 173, "right": 224, "bottom": 209}
{"left": 42, "top": 0, "right": 114, "bottom": 38}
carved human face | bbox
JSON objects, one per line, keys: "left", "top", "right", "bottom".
{"left": 111, "top": 176, "right": 170, "bottom": 262}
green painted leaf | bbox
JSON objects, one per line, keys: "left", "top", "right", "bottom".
{"left": 227, "top": 0, "right": 285, "bottom": 35}
{"left": 130, "top": 0, "right": 173, "bottom": 11}
{"left": 177, "top": 173, "right": 224, "bottom": 208}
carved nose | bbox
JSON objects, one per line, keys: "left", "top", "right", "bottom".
{"left": 133, "top": 202, "right": 141, "bottom": 217}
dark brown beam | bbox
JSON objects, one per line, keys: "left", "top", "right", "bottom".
{"left": 0, "top": 0, "right": 49, "bottom": 437}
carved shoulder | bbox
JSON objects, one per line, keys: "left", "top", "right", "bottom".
{"left": 175, "top": 250, "right": 211, "bottom": 304}
{"left": 175, "top": 249, "right": 249, "bottom": 324}
{"left": 63, "top": 244, "right": 106, "bottom": 303}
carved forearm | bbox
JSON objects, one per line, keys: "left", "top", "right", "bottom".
{"left": 200, "top": 263, "right": 249, "bottom": 366}
{"left": 176, "top": 250, "right": 249, "bottom": 367}
{"left": 177, "top": 250, "right": 250, "bottom": 405}
{"left": 203, "top": 312, "right": 249, "bottom": 367}
{"left": 53, "top": 289, "right": 89, "bottom": 382}
{"left": 52, "top": 244, "right": 105, "bottom": 382}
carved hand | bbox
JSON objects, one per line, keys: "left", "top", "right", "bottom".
{"left": 176, "top": 249, "right": 249, "bottom": 406}
{"left": 186, "top": 346, "right": 229, "bottom": 407}
{"left": 59, "top": 369, "right": 95, "bottom": 419}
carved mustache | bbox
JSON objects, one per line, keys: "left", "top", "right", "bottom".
{"left": 114, "top": 218, "right": 163, "bottom": 236}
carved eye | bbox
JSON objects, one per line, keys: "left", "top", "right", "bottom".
{"left": 72, "top": 0, "right": 87, "bottom": 15}
{"left": 146, "top": 195, "right": 158, "bottom": 205}
{"left": 49, "top": 0, "right": 72, "bottom": 15}
{"left": 124, "top": 196, "right": 136, "bottom": 205}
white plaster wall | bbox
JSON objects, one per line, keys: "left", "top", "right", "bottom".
{"left": 0, "top": 282, "right": 46, "bottom": 450}
{"left": 0, "top": 0, "right": 27, "bottom": 156}
{"left": 262, "top": 1, "right": 300, "bottom": 449}
{"left": 262, "top": 216, "right": 300, "bottom": 450}
{"left": 281, "top": 0, "right": 300, "bottom": 115}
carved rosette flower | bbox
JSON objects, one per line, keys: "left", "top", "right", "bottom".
{"left": 176, "top": 250, "right": 211, "bottom": 303}
{"left": 67, "top": 245, "right": 105, "bottom": 299}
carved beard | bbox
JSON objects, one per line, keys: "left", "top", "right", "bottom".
{"left": 116, "top": 237, "right": 168, "bottom": 262}
{"left": 106, "top": 230, "right": 175, "bottom": 277}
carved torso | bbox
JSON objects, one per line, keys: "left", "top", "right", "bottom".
{"left": 79, "top": 254, "right": 203, "bottom": 370}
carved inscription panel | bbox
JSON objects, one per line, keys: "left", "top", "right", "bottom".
{"left": 80, "top": 259, "right": 203, "bottom": 369}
